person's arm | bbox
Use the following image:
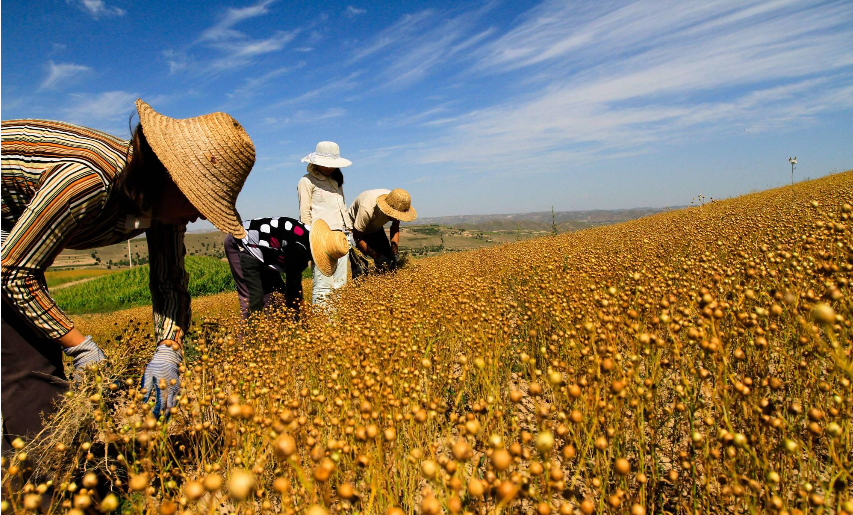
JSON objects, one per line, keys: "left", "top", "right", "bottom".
{"left": 352, "top": 228, "right": 380, "bottom": 259}
{"left": 389, "top": 220, "right": 400, "bottom": 256}
{"left": 142, "top": 223, "right": 189, "bottom": 418}
{"left": 1, "top": 164, "right": 105, "bottom": 343}
{"left": 146, "top": 222, "right": 190, "bottom": 347}
{"left": 297, "top": 177, "right": 313, "bottom": 226}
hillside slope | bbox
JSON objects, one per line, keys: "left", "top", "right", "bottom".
{"left": 17, "top": 171, "right": 852, "bottom": 515}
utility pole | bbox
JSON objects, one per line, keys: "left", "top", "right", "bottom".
{"left": 788, "top": 156, "right": 797, "bottom": 186}
{"left": 127, "top": 239, "right": 133, "bottom": 268}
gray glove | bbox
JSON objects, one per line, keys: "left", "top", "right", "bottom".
{"left": 62, "top": 335, "right": 106, "bottom": 371}
{"left": 141, "top": 344, "right": 183, "bottom": 418}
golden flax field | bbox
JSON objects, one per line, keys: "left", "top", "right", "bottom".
{"left": 2, "top": 172, "right": 852, "bottom": 515}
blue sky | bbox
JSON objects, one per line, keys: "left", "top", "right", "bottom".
{"left": 3, "top": 0, "right": 852, "bottom": 229}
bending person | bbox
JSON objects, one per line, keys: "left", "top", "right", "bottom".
{"left": 224, "top": 218, "right": 348, "bottom": 319}
{"left": 297, "top": 141, "right": 353, "bottom": 305}
{"left": 1, "top": 100, "right": 255, "bottom": 441}
{"left": 348, "top": 189, "right": 417, "bottom": 279}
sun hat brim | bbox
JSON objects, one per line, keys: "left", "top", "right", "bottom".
{"left": 300, "top": 154, "right": 352, "bottom": 168}
{"left": 309, "top": 219, "right": 339, "bottom": 277}
{"left": 136, "top": 99, "right": 254, "bottom": 239}
{"left": 376, "top": 194, "right": 418, "bottom": 222}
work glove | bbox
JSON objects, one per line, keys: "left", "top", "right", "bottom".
{"left": 63, "top": 335, "right": 107, "bottom": 373}
{"left": 141, "top": 344, "right": 183, "bottom": 419}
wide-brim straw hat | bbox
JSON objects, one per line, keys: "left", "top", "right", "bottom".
{"left": 377, "top": 188, "right": 417, "bottom": 222}
{"left": 136, "top": 99, "right": 255, "bottom": 239}
{"left": 300, "top": 141, "right": 352, "bottom": 168}
{"left": 309, "top": 219, "right": 350, "bottom": 276}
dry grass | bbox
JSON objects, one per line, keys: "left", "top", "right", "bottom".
{"left": 2, "top": 172, "right": 852, "bottom": 515}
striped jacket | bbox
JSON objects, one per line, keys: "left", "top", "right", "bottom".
{"left": 1, "top": 119, "right": 189, "bottom": 342}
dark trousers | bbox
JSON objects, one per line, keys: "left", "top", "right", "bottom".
{"left": 1, "top": 301, "right": 69, "bottom": 449}
{"left": 351, "top": 229, "right": 396, "bottom": 280}
{"left": 224, "top": 235, "right": 304, "bottom": 319}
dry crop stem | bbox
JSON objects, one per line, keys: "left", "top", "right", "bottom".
{"left": 2, "top": 171, "right": 852, "bottom": 515}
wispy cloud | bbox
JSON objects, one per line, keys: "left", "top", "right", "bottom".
{"left": 199, "top": 0, "right": 277, "bottom": 42}
{"left": 350, "top": 10, "right": 435, "bottom": 63}
{"left": 165, "top": 0, "right": 303, "bottom": 75}
{"left": 61, "top": 91, "right": 139, "bottom": 132}
{"left": 69, "top": 0, "right": 126, "bottom": 18}
{"left": 349, "top": 3, "right": 498, "bottom": 89}
{"left": 163, "top": 50, "right": 190, "bottom": 75}
{"left": 272, "top": 71, "right": 363, "bottom": 107}
{"left": 376, "top": 103, "right": 457, "bottom": 128}
{"left": 40, "top": 61, "right": 91, "bottom": 90}
{"left": 410, "top": 0, "right": 853, "bottom": 172}
{"left": 206, "top": 30, "right": 299, "bottom": 70}
{"left": 263, "top": 107, "right": 346, "bottom": 125}
{"left": 228, "top": 62, "right": 306, "bottom": 99}
{"left": 345, "top": 5, "right": 366, "bottom": 17}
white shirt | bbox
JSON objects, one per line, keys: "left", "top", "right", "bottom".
{"left": 297, "top": 167, "right": 350, "bottom": 231}
{"left": 348, "top": 188, "right": 392, "bottom": 234}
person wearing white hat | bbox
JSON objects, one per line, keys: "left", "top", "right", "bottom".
{"left": 297, "top": 141, "right": 353, "bottom": 306}
{"left": 348, "top": 188, "right": 417, "bottom": 279}
{"left": 1, "top": 100, "right": 255, "bottom": 440}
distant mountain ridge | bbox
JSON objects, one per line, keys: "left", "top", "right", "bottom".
{"left": 417, "top": 207, "right": 681, "bottom": 231}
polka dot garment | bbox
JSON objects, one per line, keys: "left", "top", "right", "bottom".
{"left": 238, "top": 217, "right": 311, "bottom": 272}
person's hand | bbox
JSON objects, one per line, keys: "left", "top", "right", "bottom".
{"left": 62, "top": 335, "right": 107, "bottom": 372}
{"left": 375, "top": 254, "right": 393, "bottom": 271}
{"left": 141, "top": 344, "right": 183, "bottom": 418}
{"left": 390, "top": 241, "right": 399, "bottom": 255}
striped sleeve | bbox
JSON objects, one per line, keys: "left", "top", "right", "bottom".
{"left": 146, "top": 222, "right": 190, "bottom": 343}
{"left": 0, "top": 163, "right": 107, "bottom": 339}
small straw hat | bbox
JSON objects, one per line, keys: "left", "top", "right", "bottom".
{"left": 136, "top": 99, "right": 255, "bottom": 239}
{"left": 300, "top": 141, "right": 352, "bottom": 168}
{"left": 377, "top": 189, "right": 417, "bottom": 222}
{"left": 309, "top": 219, "right": 350, "bottom": 276}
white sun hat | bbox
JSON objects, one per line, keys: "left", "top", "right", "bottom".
{"left": 300, "top": 141, "right": 352, "bottom": 168}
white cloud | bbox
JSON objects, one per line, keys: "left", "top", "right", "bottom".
{"left": 70, "top": 0, "right": 126, "bottom": 17}
{"left": 163, "top": 50, "right": 190, "bottom": 75}
{"left": 272, "top": 71, "right": 363, "bottom": 107}
{"left": 349, "top": 3, "right": 498, "bottom": 89}
{"left": 165, "top": 0, "right": 305, "bottom": 73}
{"left": 350, "top": 10, "right": 434, "bottom": 63}
{"left": 200, "top": 0, "right": 277, "bottom": 42}
{"left": 208, "top": 30, "right": 298, "bottom": 70}
{"left": 40, "top": 61, "right": 91, "bottom": 90}
{"left": 345, "top": 5, "right": 366, "bottom": 17}
{"left": 409, "top": 0, "right": 853, "bottom": 172}
{"left": 263, "top": 107, "right": 346, "bottom": 125}
{"left": 228, "top": 62, "right": 306, "bottom": 99}
{"left": 61, "top": 91, "right": 139, "bottom": 132}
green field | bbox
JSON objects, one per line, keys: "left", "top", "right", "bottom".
{"left": 45, "top": 268, "right": 117, "bottom": 288}
{"left": 52, "top": 256, "right": 235, "bottom": 314}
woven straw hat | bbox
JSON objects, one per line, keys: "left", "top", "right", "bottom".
{"left": 300, "top": 141, "right": 352, "bottom": 168}
{"left": 309, "top": 219, "right": 350, "bottom": 276}
{"left": 377, "top": 188, "right": 417, "bottom": 222}
{"left": 136, "top": 99, "right": 255, "bottom": 239}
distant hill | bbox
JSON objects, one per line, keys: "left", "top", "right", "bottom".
{"left": 417, "top": 207, "right": 679, "bottom": 231}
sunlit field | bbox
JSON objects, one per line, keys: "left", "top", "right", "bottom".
{"left": 2, "top": 172, "right": 851, "bottom": 515}
{"left": 45, "top": 269, "right": 118, "bottom": 289}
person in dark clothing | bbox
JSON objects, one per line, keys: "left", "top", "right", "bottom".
{"left": 224, "top": 217, "right": 349, "bottom": 319}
